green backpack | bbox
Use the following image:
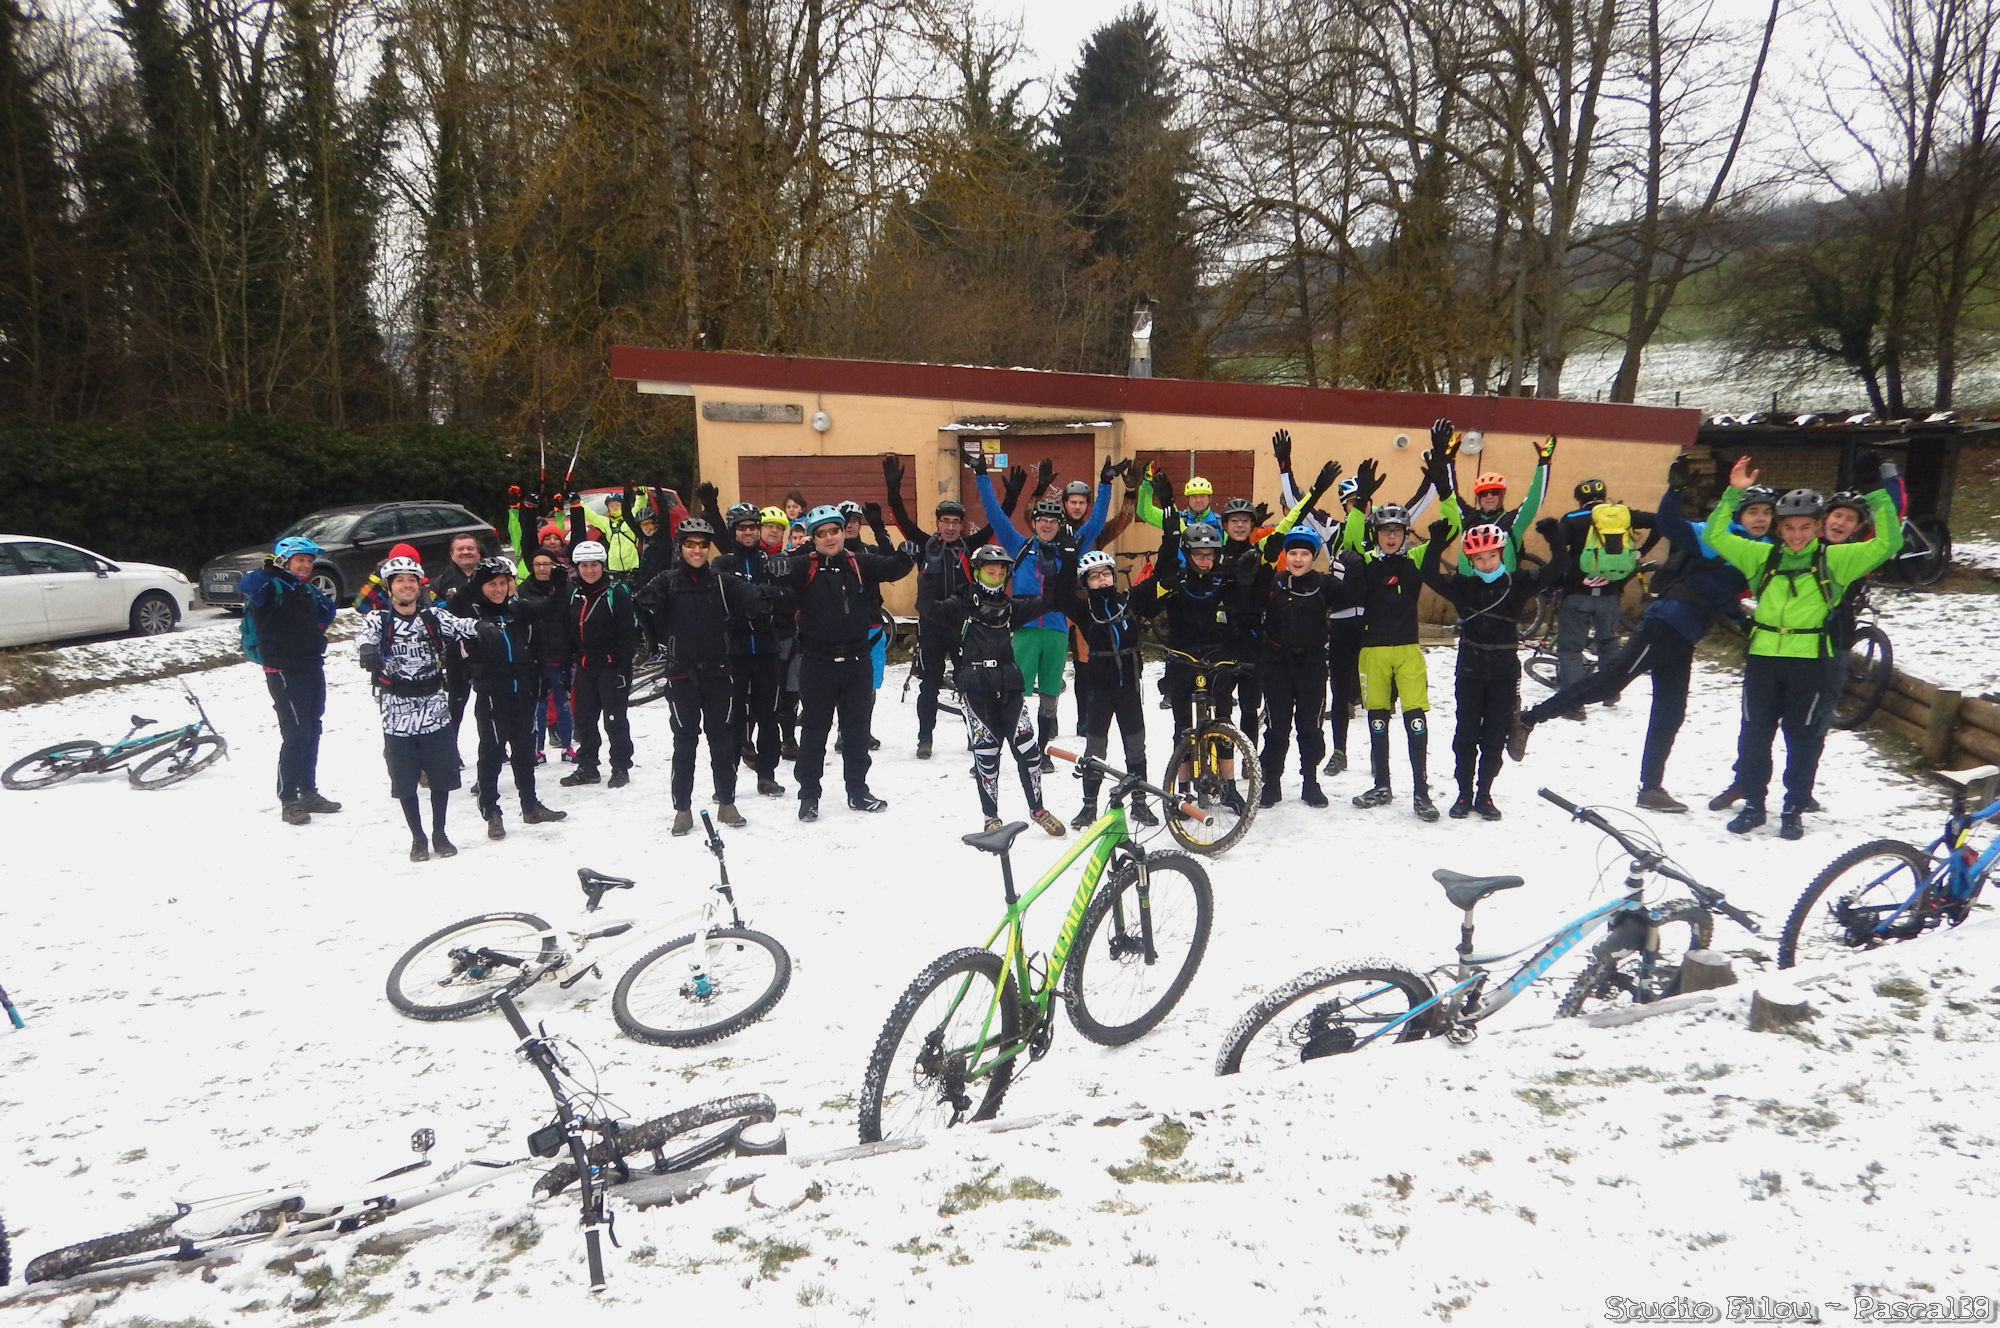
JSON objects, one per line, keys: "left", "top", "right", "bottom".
{"left": 1579, "top": 521, "right": 1639, "bottom": 582}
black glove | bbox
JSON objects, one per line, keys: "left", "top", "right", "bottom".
{"left": 1035, "top": 458, "right": 1056, "bottom": 494}
{"left": 696, "top": 481, "right": 719, "bottom": 509}
{"left": 1427, "top": 519, "right": 1453, "bottom": 547}
{"left": 882, "top": 453, "right": 904, "bottom": 488}
{"left": 1430, "top": 419, "right": 1454, "bottom": 453}
{"left": 1234, "top": 551, "right": 1262, "bottom": 585}
{"left": 359, "top": 644, "right": 382, "bottom": 675}
{"left": 1310, "top": 459, "right": 1341, "bottom": 498}
{"left": 1152, "top": 467, "right": 1174, "bottom": 508}
{"left": 1535, "top": 517, "right": 1561, "bottom": 541}
{"left": 764, "top": 555, "right": 795, "bottom": 578}
{"left": 1665, "top": 453, "right": 1693, "bottom": 493}
{"left": 1352, "top": 458, "right": 1384, "bottom": 504}
{"left": 1100, "top": 453, "right": 1116, "bottom": 484}
{"left": 1252, "top": 502, "right": 1272, "bottom": 527}
{"left": 863, "top": 500, "right": 884, "bottom": 525}
{"left": 1272, "top": 428, "right": 1293, "bottom": 469}
{"left": 967, "top": 447, "right": 989, "bottom": 476}
{"left": 1113, "top": 458, "right": 1133, "bottom": 482}
{"left": 261, "top": 553, "right": 280, "bottom": 571}
{"left": 898, "top": 539, "right": 921, "bottom": 560}
{"left": 1002, "top": 464, "right": 1027, "bottom": 504}
{"left": 522, "top": 492, "right": 542, "bottom": 512}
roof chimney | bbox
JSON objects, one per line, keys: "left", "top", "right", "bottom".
{"left": 1127, "top": 293, "right": 1156, "bottom": 378}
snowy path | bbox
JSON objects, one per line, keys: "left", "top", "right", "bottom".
{"left": 2, "top": 647, "right": 1997, "bottom": 1323}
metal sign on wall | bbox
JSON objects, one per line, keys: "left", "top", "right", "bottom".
{"left": 702, "top": 401, "right": 804, "bottom": 423}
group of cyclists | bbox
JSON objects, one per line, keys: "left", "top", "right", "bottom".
{"left": 239, "top": 420, "right": 1907, "bottom": 857}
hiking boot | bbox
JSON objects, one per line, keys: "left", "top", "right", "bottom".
{"left": 1779, "top": 811, "right": 1805, "bottom": 840}
{"left": 560, "top": 767, "right": 600, "bottom": 787}
{"left": 718, "top": 803, "right": 747, "bottom": 828}
{"left": 1559, "top": 708, "right": 1585, "bottom": 722}
{"left": 486, "top": 812, "right": 506, "bottom": 840}
{"left": 848, "top": 793, "right": 888, "bottom": 812}
{"left": 1070, "top": 801, "right": 1099, "bottom": 830}
{"left": 1323, "top": 750, "right": 1347, "bottom": 776}
{"left": 1353, "top": 785, "right": 1394, "bottom": 809}
{"left": 1636, "top": 787, "right": 1688, "bottom": 813}
{"left": 281, "top": 799, "right": 312, "bottom": 826}
{"left": 522, "top": 802, "right": 567, "bottom": 824}
{"left": 1505, "top": 718, "right": 1532, "bottom": 763}
{"left": 756, "top": 776, "right": 786, "bottom": 797}
{"left": 1039, "top": 753, "right": 1056, "bottom": 774}
{"left": 432, "top": 831, "right": 457, "bottom": 858}
{"left": 798, "top": 800, "right": 819, "bottom": 822}
{"left": 409, "top": 836, "right": 430, "bottom": 862}
{"left": 606, "top": 769, "right": 630, "bottom": 789}
{"left": 299, "top": 790, "right": 342, "bottom": 814}
{"left": 1412, "top": 790, "right": 1440, "bottom": 822}
{"left": 1032, "top": 808, "right": 1066, "bottom": 837}
{"left": 1448, "top": 793, "right": 1473, "bottom": 820}
{"left": 870, "top": 736, "right": 881, "bottom": 751}
{"left": 672, "top": 808, "right": 695, "bottom": 835}
{"left": 781, "top": 740, "right": 798, "bottom": 761}
{"left": 984, "top": 816, "right": 1003, "bottom": 832}
{"left": 1301, "top": 780, "right": 1329, "bottom": 808}
{"left": 1474, "top": 798, "right": 1503, "bottom": 822}
{"left": 1726, "top": 805, "right": 1767, "bottom": 835}
{"left": 917, "top": 739, "right": 933, "bottom": 760}
{"left": 1128, "top": 797, "right": 1160, "bottom": 826}
{"left": 1799, "top": 795, "right": 1823, "bottom": 814}
{"left": 1708, "top": 784, "right": 1744, "bottom": 812}
{"left": 1258, "top": 782, "right": 1281, "bottom": 809}
{"left": 741, "top": 751, "right": 758, "bottom": 770}
{"left": 1602, "top": 696, "right": 1618, "bottom": 708}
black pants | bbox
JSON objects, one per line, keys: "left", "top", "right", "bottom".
{"left": 1327, "top": 617, "right": 1364, "bottom": 755}
{"left": 1261, "top": 652, "right": 1327, "bottom": 782}
{"left": 572, "top": 666, "right": 633, "bottom": 773}
{"left": 474, "top": 686, "right": 540, "bottom": 815}
{"left": 795, "top": 654, "right": 875, "bottom": 802}
{"left": 914, "top": 617, "right": 955, "bottom": 742}
{"left": 1081, "top": 675, "right": 1148, "bottom": 803}
{"left": 963, "top": 688, "right": 1043, "bottom": 818}
{"left": 1217, "top": 664, "right": 1260, "bottom": 742}
{"left": 1522, "top": 618, "right": 1694, "bottom": 791}
{"left": 264, "top": 666, "right": 325, "bottom": 801}
{"left": 669, "top": 666, "right": 739, "bottom": 809}
{"left": 731, "top": 653, "right": 782, "bottom": 775}
{"left": 1451, "top": 667, "right": 1518, "bottom": 798}
{"left": 1736, "top": 654, "right": 1829, "bottom": 812}
{"left": 447, "top": 664, "right": 470, "bottom": 752}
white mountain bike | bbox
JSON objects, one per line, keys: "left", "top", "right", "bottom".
{"left": 386, "top": 813, "right": 791, "bottom": 1047}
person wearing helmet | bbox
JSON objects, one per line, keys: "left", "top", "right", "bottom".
{"left": 726, "top": 502, "right": 763, "bottom": 549}
{"left": 1510, "top": 453, "right": 1757, "bottom": 813}
{"left": 881, "top": 453, "right": 1026, "bottom": 758}
{"left": 764, "top": 505, "right": 915, "bottom": 821}
{"left": 352, "top": 542, "right": 434, "bottom": 616}
{"left": 1701, "top": 455, "right": 1902, "bottom": 837}
{"left": 1270, "top": 431, "right": 1370, "bottom": 777}
{"left": 1056, "top": 547, "right": 1158, "bottom": 828}
{"left": 519, "top": 548, "right": 576, "bottom": 765}
{"left": 1731, "top": 483, "right": 1780, "bottom": 540}
{"left": 759, "top": 506, "right": 791, "bottom": 552}
{"left": 358, "top": 553, "right": 491, "bottom": 860}
{"left": 238, "top": 534, "right": 341, "bottom": 825}
{"left": 462, "top": 556, "right": 567, "bottom": 838}
{"left": 1247, "top": 526, "right": 1338, "bottom": 808}
{"left": 560, "top": 538, "right": 641, "bottom": 790}
{"left": 1418, "top": 518, "right": 1565, "bottom": 820}
{"left": 1456, "top": 434, "right": 1556, "bottom": 559}
{"left": 971, "top": 449, "right": 1111, "bottom": 768}
{"left": 1546, "top": 479, "right": 1661, "bottom": 701}
{"left": 937, "top": 544, "right": 1066, "bottom": 835}
{"left": 1135, "top": 466, "right": 1219, "bottom": 529}
{"left": 597, "top": 490, "right": 643, "bottom": 583}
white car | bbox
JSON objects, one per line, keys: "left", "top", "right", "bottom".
{"left": 0, "top": 534, "right": 194, "bottom": 649}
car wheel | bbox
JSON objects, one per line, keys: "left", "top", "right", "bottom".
{"left": 309, "top": 566, "right": 343, "bottom": 602}
{"left": 129, "top": 590, "right": 180, "bottom": 637}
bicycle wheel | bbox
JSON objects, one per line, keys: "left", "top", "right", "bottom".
{"left": 3, "top": 742, "right": 101, "bottom": 790}
{"left": 2, "top": 1217, "right": 11, "bottom": 1286}
{"left": 128, "top": 734, "right": 228, "bottom": 789}
{"left": 1163, "top": 721, "right": 1259, "bottom": 855}
{"left": 1523, "top": 650, "right": 1560, "bottom": 689}
{"left": 612, "top": 926, "right": 792, "bottom": 1047}
{"left": 1061, "top": 851, "right": 1213, "bottom": 1045}
{"left": 1829, "top": 625, "right": 1893, "bottom": 729}
{"left": 628, "top": 658, "right": 670, "bottom": 707}
{"left": 1904, "top": 515, "right": 1952, "bottom": 586}
{"left": 858, "top": 947, "right": 1019, "bottom": 1144}
{"left": 26, "top": 1217, "right": 182, "bottom": 1282}
{"left": 534, "top": 1092, "right": 779, "bottom": 1196}
{"left": 1214, "top": 962, "right": 1436, "bottom": 1075}
{"left": 1555, "top": 900, "right": 1714, "bottom": 1017}
{"left": 385, "top": 912, "right": 556, "bottom": 1020}
{"left": 1777, "top": 839, "right": 1937, "bottom": 969}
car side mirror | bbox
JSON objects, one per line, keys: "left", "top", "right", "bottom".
{"left": 95, "top": 561, "right": 111, "bottom": 577}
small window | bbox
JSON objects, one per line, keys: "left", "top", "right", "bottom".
{"left": 353, "top": 511, "right": 402, "bottom": 542}
{"left": 0, "top": 545, "right": 27, "bottom": 576}
{"left": 11, "top": 541, "right": 98, "bottom": 574}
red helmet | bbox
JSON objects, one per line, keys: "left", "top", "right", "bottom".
{"left": 1472, "top": 471, "right": 1507, "bottom": 496}
{"left": 1461, "top": 524, "right": 1506, "bottom": 556}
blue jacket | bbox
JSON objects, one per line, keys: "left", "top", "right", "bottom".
{"left": 1643, "top": 488, "right": 1754, "bottom": 643}
{"left": 238, "top": 566, "right": 336, "bottom": 669}
{"left": 976, "top": 473, "right": 1110, "bottom": 632}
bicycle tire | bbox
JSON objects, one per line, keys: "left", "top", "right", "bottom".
{"left": 22, "top": 1199, "right": 300, "bottom": 1284}
{"left": 128, "top": 734, "right": 228, "bottom": 789}
{"left": 385, "top": 912, "right": 556, "bottom": 1020}
{"left": 612, "top": 926, "right": 792, "bottom": 1047}
{"left": 1829, "top": 624, "right": 1893, "bottom": 729}
{"left": 3, "top": 741, "right": 102, "bottom": 790}
{"left": 1163, "top": 721, "right": 1259, "bottom": 855}
{"left": 1214, "top": 961, "right": 1436, "bottom": 1075}
{"left": 534, "top": 1093, "right": 780, "bottom": 1196}
{"left": 858, "top": 947, "right": 1018, "bottom": 1144}
{"left": 1777, "top": 839, "right": 1936, "bottom": 969}
{"left": 1523, "top": 651, "right": 1561, "bottom": 690}
{"left": 1061, "top": 851, "right": 1213, "bottom": 1045}
{"left": 628, "top": 659, "right": 670, "bottom": 707}
{"left": 1554, "top": 900, "right": 1713, "bottom": 1017}
{"left": 1904, "top": 515, "right": 1952, "bottom": 586}
{"left": 2, "top": 1216, "right": 11, "bottom": 1286}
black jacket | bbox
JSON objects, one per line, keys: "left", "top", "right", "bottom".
{"left": 1059, "top": 583, "right": 1146, "bottom": 688}
{"left": 1419, "top": 540, "right": 1565, "bottom": 677}
{"left": 565, "top": 576, "right": 639, "bottom": 672}
{"left": 637, "top": 557, "right": 768, "bottom": 671}
{"left": 938, "top": 588, "right": 1048, "bottom": 692}
{"left": 464, "top": 594, "right": 556, "bottom": 689}
{"left": 771, "top": 546, "right": 914, "bottom": 658}
{"left": 433, "top": 563, "right": 479, "bottom": 616}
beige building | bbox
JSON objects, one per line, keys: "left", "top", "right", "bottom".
{"left": 609, "top": 347, "right": 1701, "bottom": 616}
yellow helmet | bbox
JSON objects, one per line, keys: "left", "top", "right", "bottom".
{"left": 1591, "top": 503, "right": 1633, "bottom": 538}
{"left": 759, "top": 505, "right": 788, "bottom": 526}
{"left": 1183, "top": 476, "right": 1214, "bottom": 497}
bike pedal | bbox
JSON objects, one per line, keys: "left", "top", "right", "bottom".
{"left": 1445, "top": 1024, "right": 1478, "bottom": 1046}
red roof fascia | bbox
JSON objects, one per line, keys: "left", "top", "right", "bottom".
{"left": 610, "top": 346, "right": 1700, "bottom": 447}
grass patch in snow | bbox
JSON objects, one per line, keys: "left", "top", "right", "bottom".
{"left": 1010, "top": 1227, "right": 1071, "bottom": 1251}
{"left": 1530, "top": 1064, "right": 1666, "bottom": 1087}
{"left": 1513, "top": 1087, "right": 1582, "bottom": 1116}
{"left": 1106, "top": 1117, "right": 1234, "bottom": 1184}
{"left": 939, "top": 1166, "right": 1061, "bottom": 1214}
{"left": 744, "top": 1237, "right": 810, "bottom": 1279}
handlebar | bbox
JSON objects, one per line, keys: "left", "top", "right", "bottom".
{"left": 1538, "top": 788, "right": 1760, "bottom": 934}
{"left": 495, "top": 991, "right": 534, "bottom": 1041}
{"left": 1049, "top": 747, "right": 1211, "bottom": 825}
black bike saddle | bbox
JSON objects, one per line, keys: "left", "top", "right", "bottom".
{"left": 577, "top": 868, "right": 636, "bottom": 889}
{"left": 1433, "top": 869, "right": 1524, "bottom": 911}
{"left": 130, "top": 715, "right": 155, "bottom": 729}
{"left": 962, "top": 822, "right": 1030, "bottom": 855}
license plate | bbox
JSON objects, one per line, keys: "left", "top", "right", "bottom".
{"left": 207, "top": 577, "right": 237, "bottom": 591}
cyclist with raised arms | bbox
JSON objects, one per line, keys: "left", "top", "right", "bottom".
{"left": 1056, "top": 548, "right": 1158, "bottom": 828}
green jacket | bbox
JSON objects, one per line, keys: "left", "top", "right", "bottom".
{"left": 1705, "top": 486, "right": 1902, "bottom": 658}
{"left": 602, "top": 512, "right": 642, "bottom": 573}
{"left": 1342, "top": 493, "right": 1462, "bottom": 557}
{"left": 1457, "top": 454, "right": 1549, "bottom": 573}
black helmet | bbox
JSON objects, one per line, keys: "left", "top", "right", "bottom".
{"left": 935, "top": 499, "right": 966, "bottom": 518}
{"left": 725, "top": 502, "right": 759, "bottom": 528}
{"left": 1063, "top": 480, "right": 1091, "bottom": 499}
{"left": 1737, "top": 483, "right": 1779, "bottom": 513}
{"left": 676, "top": 516, "right": 716, "bottom": 542}
{"left": 1220, "top": 497, "right": 1255, "bottom": 518}
{"left": 969, "top": 543, "right": 1015, "bottom": 568}
{"left": 1030, "top": 499, "right": 1064, "bottom": 522}
{"left": 471, "top": 555, "right": 516, "bottom": 588}
{"left": 1775, "top": 488, "right": 1825, "bottom": 518}
{"left": 1180, "top": 523, "right": 1224, "bottom": 551}
{"left": 1825, "top": 489, "right": 1869, "bottom": 517}
{"left": 1574, "top": 478, "right": 1608, "bottom": 506}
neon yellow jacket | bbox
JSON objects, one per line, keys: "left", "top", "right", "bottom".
{"left": 1705, "top": 486, "right": 1901, "bottom": 658}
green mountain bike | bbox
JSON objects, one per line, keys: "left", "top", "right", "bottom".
{"left": 857, "top": 750, "right": 1215, "bottom": 1143}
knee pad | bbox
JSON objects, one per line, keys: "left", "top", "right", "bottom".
{"left": 1404, "top": 708, "right": 1427, "bottom": 737}
{"left": 1368, "top": 710, "right": 1390, "bottom": 735}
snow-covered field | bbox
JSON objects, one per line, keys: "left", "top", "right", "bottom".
{"left": 3, "top": 642, "right": 1998, "bottom": 1324}
{"left": 1866, "top": 587, "right": 2000, "bottom": 696}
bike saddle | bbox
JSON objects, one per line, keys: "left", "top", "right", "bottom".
{"left": 1934, "top": 764, "right": 1999, "bottom": 791}
{"left": 961, "top": 822, "right": 1030, "bottom": 855}
{"left": 130, "top": 714, "right": 156, "bottom": 729}
{"left": 1433, "top": 869, "right": 1524, "bottom": 911}
{"left": 577, "top": 868, "right": 636, "bottom": 889}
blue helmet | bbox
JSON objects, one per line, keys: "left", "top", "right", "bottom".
{"left": 1283, "top": 527, "right": 1323, "bottom": 553}
{"left": 274, "top": 536, "right": 323, "bottom": 561}
{"left": 804, "top": 504, "right": 846, "bottom": 533}
{"left": 1336, "top": 477, "right": 1360, "bottom": 502}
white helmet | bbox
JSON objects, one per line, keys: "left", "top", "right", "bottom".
{"left": 572, "top": 540, "right": 607, "bottom": 565}
{"left": 380, "top": 555, "right": 424, "bottom": 580}
{"left": 1077, "top": 550, "right": 1116, "bottom": 577}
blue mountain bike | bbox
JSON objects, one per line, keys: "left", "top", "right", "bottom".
{"left": 2, "top": 684, "right": 227, "bottom": 791}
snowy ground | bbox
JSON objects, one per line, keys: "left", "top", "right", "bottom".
{"left": 1866, "top": 586, "right": 2000, "bottom": 696}
{"left": 3, "top": 642, "right": 1998, "bottom": 1325}
{"left": 1954, "top": 539, "right": 2000, "bottom": 574}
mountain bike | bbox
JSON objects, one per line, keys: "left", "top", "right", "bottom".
{"left": 1159, "top": 647, "right": 1259, "bottom": 854}
{"left": 1214, "top": 788, "right": 1759, "bottom": 1075}
{"left": 23, "top": 993, "right": 784, "bottom": 1291}
{"left": 857, "top": 750, "right": 1215, "bottom": 1142}
{"left": 386, "top": 813, "right": 790, "bottom": 1047}
{"left": 3, "top": 685, "right": 227, "bottom": 791}
{"left": 1885, "top": 513, "right": 1951, "bottom": 587}
{"left": 1827, "top": 581, "right": 1894, "bottom": 730}
{"left": 1777, "top": 763, "right": 1998, "bottom": 969}
{"left": 627, "top": 651, "right": 670, "bottom": 707}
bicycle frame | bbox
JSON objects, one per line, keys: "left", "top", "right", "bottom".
{"left": 524, "top": 883, "right": 740, "bottom": 992}
{"left": 1852, "top": 792, "right": 2000, "bottom": 938}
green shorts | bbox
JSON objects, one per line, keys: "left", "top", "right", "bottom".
{"left": 1011, "top": 626, "right": 1069, "bottom": 696}
{"left": 1359, "top": 643, "right": 1429, "bottom": 711}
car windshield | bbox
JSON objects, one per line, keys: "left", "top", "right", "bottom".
{"left": 278, "top": 511, "right": 360, "bottom": 544}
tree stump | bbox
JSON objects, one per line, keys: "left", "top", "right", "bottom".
{"left": 1678, "top": 950, "right": 1737, "bottom": 993}
{"left": 1748, "top": 983, "right": 1815, "bottom": 1032}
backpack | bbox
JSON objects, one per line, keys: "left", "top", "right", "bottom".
{"left": 240, "top": 610, "right": 265, "bottom": 665}
{"left": 1579, "top": 518, "right": 1639, "bottom": 582}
